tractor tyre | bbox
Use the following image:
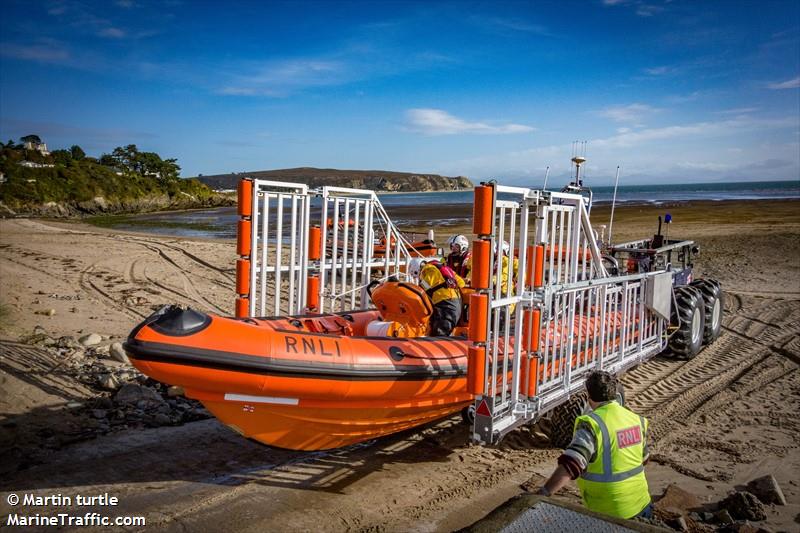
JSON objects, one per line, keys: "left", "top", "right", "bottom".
{"left": 669, "top": 285, "right": 706, "bottom": 359}
{"left": 548, "top": 392, "right": 587, "bottom": 448}
{"left": 691, "top": 278, "right": 723, "bottom": 345}
{"left": 461, "top": 403, "right": 475, "bottom": 426}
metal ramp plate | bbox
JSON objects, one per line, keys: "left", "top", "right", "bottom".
{"left": 500, "top": 502, "right": 638, "bottom": 533}
{"left": 466, "top": 494, "right": 668, "bottom": 533}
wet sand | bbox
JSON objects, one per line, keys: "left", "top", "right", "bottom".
{"left": 1, "top": 199, "right": 799, "bottom": 532}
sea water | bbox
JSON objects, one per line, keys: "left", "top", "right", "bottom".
{"left": 92, "top": 180, "right": 800, "bottom": 240}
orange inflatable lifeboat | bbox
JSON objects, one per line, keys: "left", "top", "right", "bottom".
{"left": 124, "top": 302, "right": 473, "bottom": 451}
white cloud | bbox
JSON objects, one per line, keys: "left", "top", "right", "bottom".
{"left": 767, "top": 77, "right": 800, "bottom": 90}
{"left": 485, "top": 17, "right": 551, "bottom": 36}
{"left": 715, "top": 107, "right": 759, "bottom": 115}
{"left": 218, "top": 59, "right": 348, "bottom": 97}
{"left": 636, "top": 4, "right": 664, "bottom": 17}
{"left": 597, "top": 103, "right": 660, "bottom": 125}
{"left": 0, "top": 41, "right": 70, "bottom": 63}
{"left": 98, "top": 27, "right": 126, "bottom": 39}
{"left": 438, "top": 114, "right": 799, "bottom": 184}
{"left": 644, "top": 66, "right": 671, "bottom": 75}
{"left": 593, "top": 115, "right": 798, "bottom": 149}
{"left": 404, "top": 109, "right": 534, "bottom": 136}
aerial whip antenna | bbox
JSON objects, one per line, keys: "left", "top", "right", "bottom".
{"left": 608, "top": 165, "right": 621, "bottom": 245}
{"left": 542, "top": 166, "right": 551, "bottom": 190}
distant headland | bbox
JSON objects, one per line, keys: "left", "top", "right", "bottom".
{"left": 192, "top": 167, "right": 473, "bottom": 193}
{"left": 0, "top": 135, "right": 472, "bottom": 218}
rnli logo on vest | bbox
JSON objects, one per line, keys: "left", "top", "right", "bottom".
{"left": 616, "top": 426, "right": 642, "bottom": 449}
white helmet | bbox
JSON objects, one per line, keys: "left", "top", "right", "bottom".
{"left": 496, "top": 240, "right": 510, "bottom": 256}
{"left": 406, "top": 257, "right": 427, "bottom": 278}
{"left": 447, "top": 234, "right": 469, "bottom": 254}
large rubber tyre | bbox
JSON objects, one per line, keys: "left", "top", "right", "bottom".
{"left": 461, "top": 403, "right": 475, "bottom": 426}
{"left": 691, "top": 278, "right": 723, "bottom": 345}
{"left": 548, "top": 392, "right": 587, "bottom": 448}
{"left": 669, "top": 286, "right": 706, "bottom": 359}
{"left": 545, "top": 380, "right": 626, "bottom": 448}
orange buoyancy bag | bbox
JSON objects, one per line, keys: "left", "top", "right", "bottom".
{"left": 369, "top": 281, "right": 433, "bottom": 337}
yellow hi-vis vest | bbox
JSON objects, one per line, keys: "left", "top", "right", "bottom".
{"left": 575, "top": 401, "right": 650, "bottom": 519}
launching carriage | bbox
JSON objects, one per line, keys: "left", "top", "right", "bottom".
{"left": 124, "top": 156, "right": 722, "bottom": 450}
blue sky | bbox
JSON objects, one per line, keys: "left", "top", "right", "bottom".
{"left": 1, "top": 0, "right": 799, "bottom": 185}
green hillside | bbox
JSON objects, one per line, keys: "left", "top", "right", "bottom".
{"left": 0, "top": 139, "right": 232, "bottom": 216}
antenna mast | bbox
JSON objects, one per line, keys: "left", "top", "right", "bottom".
{"left": 542, "top": 166, "right": 551, "bottom": 190}
{"left": 608, "top": 165, "right": 621, "bottom": 245}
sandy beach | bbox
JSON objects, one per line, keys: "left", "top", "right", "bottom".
{"left": 1, "top": 199, "right": 799, "bottom": 532}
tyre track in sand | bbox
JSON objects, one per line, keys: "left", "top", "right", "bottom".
{"left": 124, "top": 236, "right": 235, "bottom": 289}
{"left": 78, "top": 263, "right": 149, "bottom": 320}
{"left": 125, "top": 239, "right": 231, "bottom": 315}
{"left": 624, "top": 293, "right": 799, "bottom": 443}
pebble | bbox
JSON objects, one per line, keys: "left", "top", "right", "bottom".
{"left": 167, "top": 385, "right": 184, "bottom": 397}
{"left": 79, "top": 333, "right": 103, "bottom": 346}
{"left": 153, "top": 413, "right": 172, "bottom": 426}
{"left": 717, "top": 509, "right": 734, "bottom": 524}
{"left": 108, "top": 342, "right": 129, "bottom": 364}
{"left": 57, "top": 336, "right": 80, "bottom": 349}
{"left": 98, "top": 373, "right": 120, "bottom": 391}
{"left": 115, "top": 384, "right": 165, "bottom": 406}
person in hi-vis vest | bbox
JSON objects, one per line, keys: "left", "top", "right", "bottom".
{"left": 539, "top": 370, "right": 653, "bottom": 520}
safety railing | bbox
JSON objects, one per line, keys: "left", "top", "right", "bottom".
{"left": 468, "top": 183, "right": 669, "bottom": 445}
{"left": 235, "top": 179, "right": 424, "bottom": 317}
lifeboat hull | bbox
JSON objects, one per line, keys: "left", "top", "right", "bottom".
{"left": 124, "top": 306, "right": 471, "bottom": 450}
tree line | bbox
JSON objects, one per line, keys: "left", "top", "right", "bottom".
{"left": 2, "top": 135, "right": 181, "bottom": 184}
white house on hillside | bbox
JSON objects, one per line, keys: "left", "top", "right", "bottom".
{"left": 23, "top": 140, "right": 50, "bottom": 156}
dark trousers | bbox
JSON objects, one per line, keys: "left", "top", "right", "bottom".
{"left": 430, "top": 298, "right": 462, "bottom": 336}
{"left": 635, "top": 502, "right": 654, "bottom": 519}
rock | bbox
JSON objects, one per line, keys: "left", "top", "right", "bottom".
{"left": 746, "top": 474, "right": 786, "bottom": 506}
{"left": 91, "top": 409, "right": 108, "bottom": 419}
{"left": 674, "top": 516, "right": 688, "bottom": 531}
{"left": 716, "top": 509, "right": 734, "bottom": 524}
{"left": 109, "top": 342, "right": 129, "bottom": 364}
{"left": 79, "top": 333, "right": 103, "bottom": 346}
{"left": 153, "top": 413, "right": 171, "bottom": 426}
{"left": 721, "top": 491, "right": 767, "bottom": 521}
{"left": 98, "top": 373, "right": 120, "bottom": 391}
{"left": 95, "top": 397, "right": 113, "bottom": 409}
{"left": 94, "top": 344, "right": 110, "bottom": 356}
{"left": 114, "top": 384, "right": 164, "bottom": 406}
{"left": 167, "top": 385, "right": 184, "bottom": 397}
{"left": 33, "top": 325, "right": 47, "bottom": 336}
{"left": 57, "top": 336, "right": 80, "bottom": 349}
{"left": 655, "top": 484, "right": 701, "bottom": 515}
